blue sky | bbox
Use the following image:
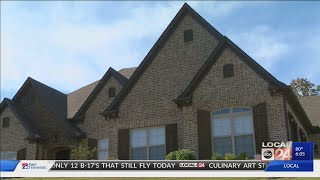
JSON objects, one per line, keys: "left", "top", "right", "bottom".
{"left": 1, "top": 1, "right": 320, "bottom": 101}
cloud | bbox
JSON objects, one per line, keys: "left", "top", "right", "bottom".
{"left": 0, "top": 2, "right": 183, "bottom": 99}
{"left": 228, "top": 26, "right": 290, "bottom": 70}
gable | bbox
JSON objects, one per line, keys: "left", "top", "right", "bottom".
{"left": 103, "top": 3, "right": 223, "bottom": 116}
{"left": 0, "top": 106, "right": 29, "bottom": 136}
{"left": 193, "top": 46, "right": 272, "bottom": 104}
{"left": 9, "top": 77, "right": 85, "bottom": 138}
{"left": 71, "top": 68, "right": 128, "bottom": 119}
{"left": 0, "top": 98, "right": 40, "bottom": 139}
{"left": 175, "top": 37, "right": 287, "bottom": 105}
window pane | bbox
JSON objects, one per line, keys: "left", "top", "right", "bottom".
{"left": 149, "top": 145, "right": 166, "bottom": 160}
{"left": 149, "top": 127, "right": 165, "bottom": 146}
{"left": 131, "top": 147, "right": 147, "bottom": 160}
{"left": 213, "top": 137, "right": 232, "bottom": 155}
{"left": 98, "top": 139, "right": 109, "bottom": 149}
{"left": 212, "top": 116, "right": 231, "bottom": 137}
{"left": 235, "top": 135, "right": 255, "bottom": 155}
{"left": 0, "top": 152, "right": 17, "bottom": 160}
{"left": 212, "top": 108, "right": 230, "bottom": 115}
{"left": 233, "top": 107, "right": 251, "bottom": 113}
{"left": 131, "top": 129, "right": 147, "bottom": 148}
{"left": 98, "top": 150, "right": 108, "bottom": 160}
{"left": 233, "top": 114, "right": 253, "bottom": 135}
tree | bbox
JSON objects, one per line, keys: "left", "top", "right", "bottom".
{"left": 70, "top": 140, "right": 96, "bottom": 160}
{"left": 290, "top": 78, "right": 319, "bottom": 97}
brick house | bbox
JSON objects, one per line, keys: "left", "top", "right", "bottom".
{"left": 1, "top": 3, "right": 319, "bottom": 160}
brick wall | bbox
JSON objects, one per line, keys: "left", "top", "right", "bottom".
{"left": 0, "top": 107, "right": 37, "bottom": 159}
{"left": 83, "top": 76, "right": 124, "bottom": 142}
{"left": 102, "top": 14, "right": 220, "bottom": 159}
{"left": 185, "top": 47, "right": 288, "bottom": 156}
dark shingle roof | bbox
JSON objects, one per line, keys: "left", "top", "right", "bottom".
{"left": 0, "top": 98, "right": 41, "bottom": 139}
{"left": 299, "top": 96, "right": 320, "bottom": 126}
{"left": 8, "top": 77, "right": 85, "bottom": 138}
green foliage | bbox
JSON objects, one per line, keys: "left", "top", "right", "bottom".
{"left": 211, "top": 152, "right": 223, "bottom": 160}
{"left": 165, "top": 151, "right": 177, "bottom": 160}
{"left": 237, "top": 152, "right": 249, "bottom": 160}
{"left": 165, "top": 149, "right": 196, "bottom": 160}
{"left": 70, "top": 140, "right": 97, "bottom": 160}
{"left": 224, "top": 153, "right": 237, "bottom": 160}
{"left": 290, "top": 78, "right": 319, "bottom": 97}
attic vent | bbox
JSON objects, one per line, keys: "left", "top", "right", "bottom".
{"left": 2, "top": 117, "right": 10, "bottom": 128}
{"left": 109, "top": 87, "right": 116, "bottom": 98}
{"left": 184, "top": 29, "right": 193, "bottom": 42}
{"left": 223, "top": 64, "right": 234, "bottom": 78}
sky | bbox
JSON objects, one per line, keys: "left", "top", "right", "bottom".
{"left": 1, "top": 1, "right": 320, "bottom": 101}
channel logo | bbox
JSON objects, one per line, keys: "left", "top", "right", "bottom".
{"left": 262, "top": 148, "right": 274, "bottom": 161}
{"left": 179, "top": 163, "right": 205, "bottom": 168}
{"left": 261, "top": 141, "right": 293, "bottom": 161}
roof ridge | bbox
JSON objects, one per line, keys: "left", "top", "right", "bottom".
{"left": 68, "top": 79, "right": 100, "bottom": 95}
{"left": 102, "top": 3, "right": 224, "bottom": 115}
{"left": 72, "top": 67, "right": 128, "bottom": 119}
{"left": 175, "top": 36, "right": 287, "bottom": 100}
{"left": 0, "top": 98, "right": 42, "bottom": 139}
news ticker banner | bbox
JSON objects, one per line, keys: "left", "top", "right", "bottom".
{"left": 0, "top": 142, "right": 318, "bottom": 177}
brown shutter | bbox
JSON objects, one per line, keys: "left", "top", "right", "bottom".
{"left": 118, "top": 129, "right": 130, "bottom": 160}
{"left": 166, "top": 124, "right": 178, "bottom": 154}
{"left": 17, "top": 148, "right": 26, "bottom": 160}
{"left": 87, "top": 138, "right": 97, "bottom": 160}
{"left": 197, "top": 110, "right": 212, "bottom": 160}
{"left": 253, "top": 102, "right": 269, "bottom": 154}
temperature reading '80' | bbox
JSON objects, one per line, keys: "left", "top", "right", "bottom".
{"left": 295, "top": 147, "right": 305, "bottom": 157}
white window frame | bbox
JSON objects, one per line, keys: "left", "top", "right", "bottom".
{"left": 0, "top": 151, "right": 17, "bottom": 160}
{"left": 129, "top": 126, "right": 166, "bottom": 160}
{"left": 211, "top": 107, "right": 256, "bottom": 155}
{"left": 97, "top": 138, "right": 109, "bottom": 160}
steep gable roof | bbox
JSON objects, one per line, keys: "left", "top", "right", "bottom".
{"left": 102, "top": 3, "right": 223, "bottom": 116}
{"left": 175, "top": 36, "right": 287, "bottom": 100}
{"left": 0, "top": 98, "right": 41, "bottom": 139}
{"left": 10, "top": 77, "right": 85, "bottom": 138}
{"left": 71, "top": 67, "right": 128, "bottom": 119}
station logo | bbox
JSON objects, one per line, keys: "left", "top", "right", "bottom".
{"left": 261, "top": 141, "right": 292, "bottom": 161}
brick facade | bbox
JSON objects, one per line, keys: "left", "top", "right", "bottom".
{"left": 0, "top": 4, "right": 318, "bottom": 160}
{"left": 0, "top": 108, "right": 37, "bottom": 159}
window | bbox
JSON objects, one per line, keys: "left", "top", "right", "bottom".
{"left": 211, "top": 107, "right": 255, "bottom": 156}
{"left": 98, "top": 139, "right": 109, "bottom": 160}
{"left": 223, "top": 64, "right": 234, "bottom": 78}
{"left": 184, "top": 29, "right": 193, "bottom": 42}
{"left": 130, "top": 126, "right": 165, "bottom": 160}
{"left": 108, "top": 87, "right": 116, "bottom": 98}
{"left": 0, "top": 151, "right": 17, "bottom": 160}
{"left": 2, "top": 117, "right": 10, "bottom": 128}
